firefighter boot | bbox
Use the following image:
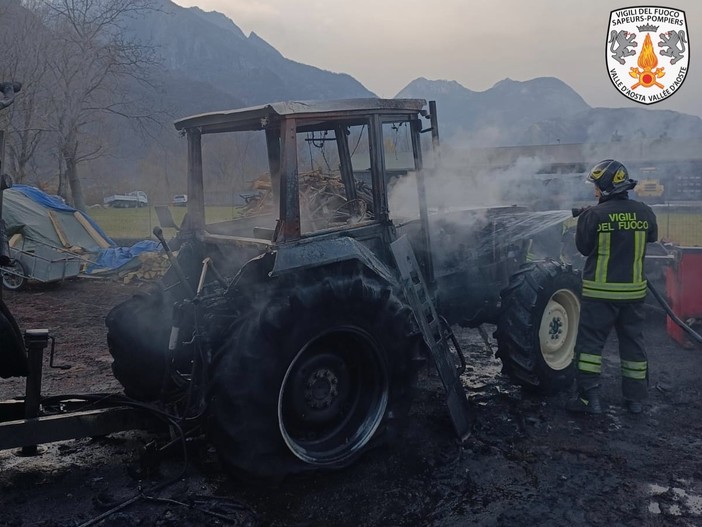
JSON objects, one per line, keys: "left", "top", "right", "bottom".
{"left": 566, "top": 389, "right": 603, "bottom": 415}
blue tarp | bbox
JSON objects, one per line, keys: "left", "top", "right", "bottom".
{"left": 12, "top": 185, "right": 117, "bottom": 247}
{"left": 88, "top": 240, "right": 163, "bottom": 273}
{"left": 9, "top": 185, "right": 163, "bottom": 274}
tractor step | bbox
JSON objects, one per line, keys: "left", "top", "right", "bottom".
{"left": 391, "top": 235, "right": 472, "bottom": 441}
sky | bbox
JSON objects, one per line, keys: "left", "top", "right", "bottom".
{"left": 172, "top": 0, "right": 702, "bottom": 118}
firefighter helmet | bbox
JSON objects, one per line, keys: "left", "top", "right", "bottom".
{"left": 586, "top": 159, "right": 637, "bottom": 196}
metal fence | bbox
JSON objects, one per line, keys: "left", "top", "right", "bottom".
{"left": 652, "top": 203, "right": 702, "bottom": 246}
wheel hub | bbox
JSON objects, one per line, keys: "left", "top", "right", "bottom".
{"left": 304, "top": 368, "right": 339, "bottom": 409}
{"left": 542, "top": 301, "right": 568, "bottom": 352}
{"left": 548, "top": 313, "right": 564, "bottom": 342}
{"left": 538, "top": 289, "right": 580, "bottom": 371}
{"left": 278, "top": 327, "right": 389, "bottom": 466}
{"left": 286, "top": 352, "right": 349, "bottom": 425}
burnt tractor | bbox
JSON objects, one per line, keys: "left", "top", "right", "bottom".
{"left": 105, "top": 99, "right": 581, "bottom": 479}
{"left": 1, "top": 97, "right": 580, "bottom": 479}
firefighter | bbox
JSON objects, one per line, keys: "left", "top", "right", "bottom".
{"left": 566, "top": 159, "right": 658, "bottom": 415}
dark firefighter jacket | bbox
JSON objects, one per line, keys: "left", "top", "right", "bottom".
{"left": 576, "top": 193, "right": 658, "bottom": 302}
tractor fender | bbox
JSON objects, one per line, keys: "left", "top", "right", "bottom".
{"left": 270, "top": 236, "right": 398, "bottom": 287}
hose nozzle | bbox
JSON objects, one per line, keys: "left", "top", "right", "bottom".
{"left": 572, "top": 206, "right": 590, "bottom": 218}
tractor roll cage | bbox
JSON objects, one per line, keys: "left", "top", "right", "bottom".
{"left": 174, "top": 98, "right": 433, "bottom": 247}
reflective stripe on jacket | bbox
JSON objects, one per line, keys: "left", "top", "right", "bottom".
{"left": 576, "top": 194, "right": 658, "bottom": 302}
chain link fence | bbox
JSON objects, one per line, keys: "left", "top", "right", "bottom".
{"left": 652, "top": 204, "right": 702, "bottom": 246}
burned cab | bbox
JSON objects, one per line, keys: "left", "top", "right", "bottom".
{"left": 165, "top": 99, "right": 436, "bottom": 279}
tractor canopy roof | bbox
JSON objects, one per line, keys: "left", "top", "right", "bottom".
{"left": 174, "top": 98, "right": 428, "bottom": 134}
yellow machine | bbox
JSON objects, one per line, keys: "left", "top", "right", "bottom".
{"left": 634, "top": 178, "right": 665, "bottom": 198}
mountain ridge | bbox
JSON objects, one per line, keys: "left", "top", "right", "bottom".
{"left": 396, "top": 76, "right": 702, "bottom": 146}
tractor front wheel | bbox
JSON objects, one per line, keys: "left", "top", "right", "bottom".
{"left": 495, "top": 260, "right": 581, "bottom": 394}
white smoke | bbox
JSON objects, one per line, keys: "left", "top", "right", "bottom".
{"left": 388, "top": 148, "right": 556, "bottom": 223}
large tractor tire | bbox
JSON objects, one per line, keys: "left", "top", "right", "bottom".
{"left": 106, "top": 288, "right": 188, "bottom": 401}
{"left": 207, "top": 266, "right": 419, "bottom": 480}
{"left": 106, "top": 242, "right": 204, "bottom": 401}
{"left": 495, "top": 260, "right": 581, "bottom": 394}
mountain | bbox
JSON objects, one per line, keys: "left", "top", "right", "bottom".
{"left": 522, "top": 107, "right": 702, "bottom": 144}
{"left": 396, "top": 76, "right": 702, "bottom": 146}
{"left": 125, "top": 0, "right": 375, "bottom": 108}
{"left": 77, "top": 0, "right": 377, "bottom": 201}
{"left": 397, "top": 76, "right": 591, "bottom": 145}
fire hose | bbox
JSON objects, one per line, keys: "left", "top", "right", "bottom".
{"left": 647, "top": 280, "right": 702, "bottom": 345}
{"left": 572, "top": 206, "right": 702, "bottom": 346}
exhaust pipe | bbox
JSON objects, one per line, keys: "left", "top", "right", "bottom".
{"left": 152, "top": 226, "right": 195, "bottom": 299}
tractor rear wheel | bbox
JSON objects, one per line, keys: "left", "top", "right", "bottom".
{"left": 495, "top": 260, "right": 581, "bottom": 394}
{"left": 207, "top": 266, "right": 418, "bottom": 479}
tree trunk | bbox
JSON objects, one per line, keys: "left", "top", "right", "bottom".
{"left": 57, "top": 156, "right": 66, "bottom": 199}
{"left": 63, "top": 152, "right": 86, "bottom": 212}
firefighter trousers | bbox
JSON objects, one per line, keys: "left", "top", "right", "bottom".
{"left": 575, "top": 300, "right": 648, "bottom": 402}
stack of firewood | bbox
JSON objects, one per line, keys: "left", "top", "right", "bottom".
{"left": 119, "top": 251, "right": 171, "bottom": 283}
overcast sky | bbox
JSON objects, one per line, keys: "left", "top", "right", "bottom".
{"left": 172, "top": 0, "right": 702, "bottom": 118}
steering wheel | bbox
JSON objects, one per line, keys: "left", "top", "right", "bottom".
{"left": 328, "top": 198, "right": 368, "bottom": 226}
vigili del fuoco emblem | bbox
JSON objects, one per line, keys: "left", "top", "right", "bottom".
{"left": 607, "top": 6, "right": 689, "bottom": 104}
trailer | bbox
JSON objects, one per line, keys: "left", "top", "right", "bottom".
{"left": 1, "top": 241, "right": 82, "bottom": 290}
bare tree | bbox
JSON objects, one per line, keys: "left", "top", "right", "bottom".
{"left": 0, "top": 2, "right": 53, "bottom": 184}
{"left": 136, "top": 141, "right": 186, "bottom": 205}
{"left": 31, "top": 0, "right": 160, "bottom": 211}
{"left": 202, "top": 131, "right": 270, "bottom": 207}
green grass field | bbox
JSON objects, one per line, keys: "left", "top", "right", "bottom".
{"left": 88, "top": 206, "right": 243, "bottom": 241}
{"left": 655, "top": 212, "right": 702, "bottom": 246}
{"left": 88, "top": 206, "right": 702, "bottom": 247}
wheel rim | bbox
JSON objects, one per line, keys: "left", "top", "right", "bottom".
{"left": 278, "top": 326, "right": 388, "bottom": 466}
{"left": 538, "top": 288, "right": 580, "bottom": 370}
{"left": 2, "top": 262, "right": 25, "bottom": 291}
